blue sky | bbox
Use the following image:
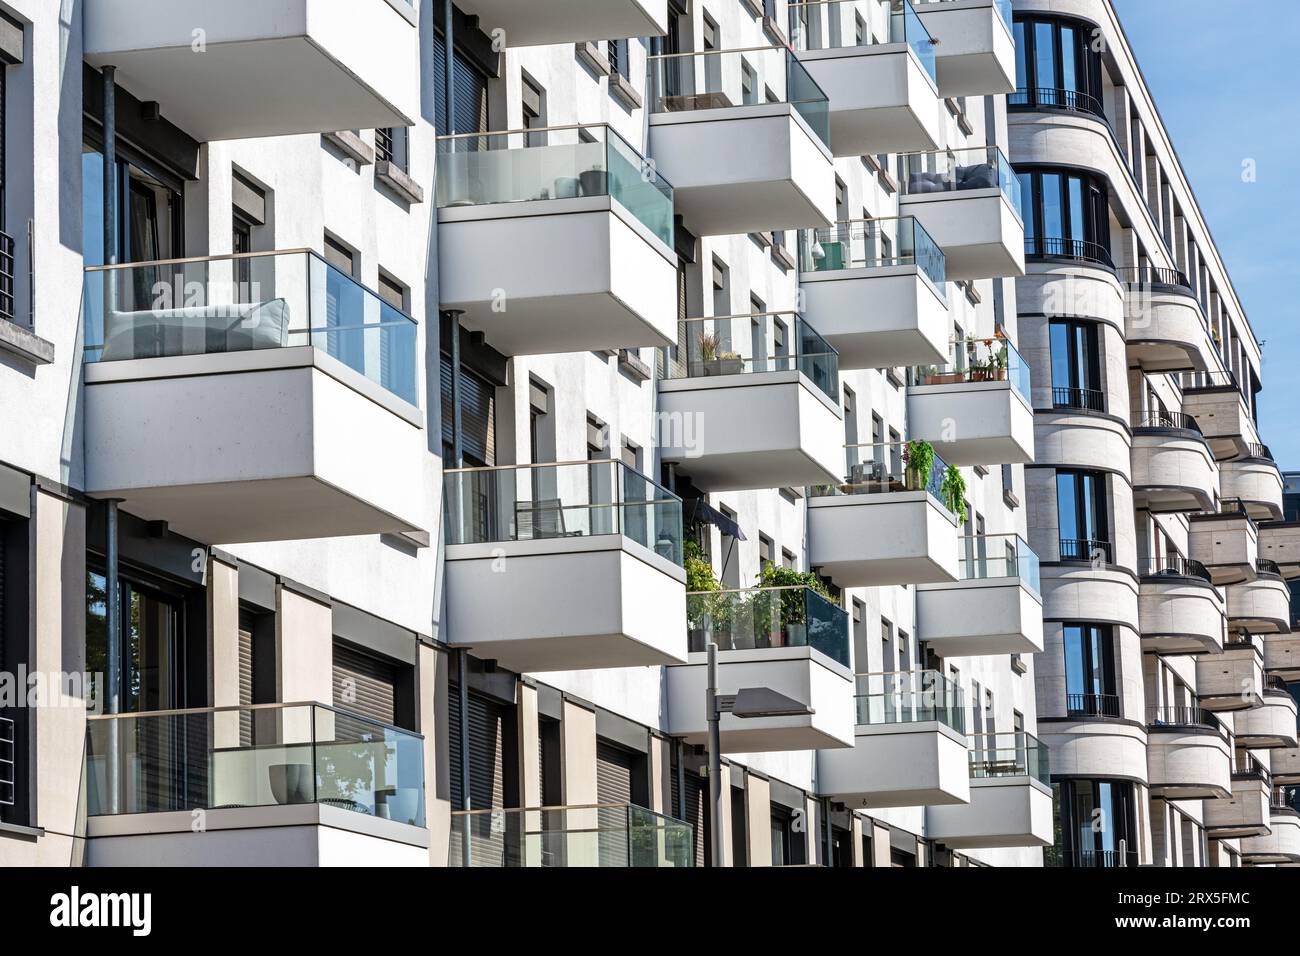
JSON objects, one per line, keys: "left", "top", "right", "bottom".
{"left": 1112, "top": 0, "right": 1300, "bottom": 468}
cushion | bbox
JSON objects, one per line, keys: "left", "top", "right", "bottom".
{"left": 957, "top": 163, "right": 996, "bottom": 189}
{"left": 100, "top": 298, "right": 290, "bottom": 362}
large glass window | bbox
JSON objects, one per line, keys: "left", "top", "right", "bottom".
{"left": 1012, "top": 15, "right": 1104, "bottom": 116}
{"left": 86, "top": 570, "right": 182, "bottom": 714}
{"left": 1052, "top": 779, "right": 1137, "bottom": 867}
{"left": 1049, "top": 319, "right": 1103, "bottom": 411}
{"left": 1056, "top": 470, "right": 1109, "bottom": 562}
{"left": 1063, "top": 624, "right": 1117, "bottom": 716}
{"left": 1018, "top": 167, "right": 1111, "bottom": 265}
{"left": 81, "top": 141, "right": 184, "bottom": 269}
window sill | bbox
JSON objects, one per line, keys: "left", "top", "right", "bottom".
{"left": 376, "top": 161, "right": 425, "bottom": 205}
{"left": 576, "top": 41, "right": 612, "bottom": 77}
{"left": 0, "top": 820, "right": 45, "bottom": 841}
{"left": 322, "top": 130, "right": 375, "bottom": 167}
{"left": 0, "top": 318, "right": 54, "bottom": 367}
{"left": 609, "top": 72, "right": 643, "bottom": 111}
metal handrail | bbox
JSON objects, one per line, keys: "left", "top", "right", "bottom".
{"left": 1052, "top": 386, "right": 1106, "bottom": 412}
{"left": 0, "top": 230, "right": 14, "bottom": 323}
{"left": 1139, "top": 556, "right": 1212, "bottom": 583}
{"left": 436, "top": 121, "right": 619, "bottom": 141}
{"left": 84, "top": 699, "right": 424, "bottom": 740}
{"left": 1066, "top": 692, "right": 1121, "bottom": 718}
{"left": 1025, "top": 236, "right": 1115, "bottom": 268}
{"left": 1258, "top": 559, "right": 1284, "bottom": 578}
{"left": 1117, "top": 265, "right": 1192, "bottom": 289}
{"left": 83, "top": 246, "right": 315, "bottom": 273}
{"left": 1010, "top": 86, "right": 1106, "bottom": 118}
{"left": 1147, "top": 705, "right": 1220, "bottom": 731}
{"left": 1134, "top": 410, "right": 1201, "bottom": 434}
{"left": 1059, "top": 537, "right": 1112, "bottom": 563}
{"left": 647, "top": 44, "right": 789, "bottom": 59}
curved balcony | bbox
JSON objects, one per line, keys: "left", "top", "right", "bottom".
{"left": 798, "top": 217, "right": 951, "bottom": 369}
{"left": 1119, "top": 267, "right": 1215, "bottom": 374}
{"left": 1189, "top": 503, "right": 1259, "bottom": 586}
{"left": 927, "top": 733, "right": 1053, "bottom": 849}
{"left": 1264, "top": 633, "right": 1300, "bottom": 683}
{"left": 1222, "top": 453, "right": 1285, "bottom": 522}
{"left": 647, "top": 47, "right": 835, "bottom": 236}
{"left": 807, "top": 442, "right": 961, "bottom": 587}
{"left": 906, "top": 337, "right": 1035, "bottom": 466}
{"left": 450, "top": 0, "right": 667, "bottom": 46}
{"left": 917, "top": 534, "right": 1044, "bottom": 656}
{"left": 1145, "top": 706, "right": 1232, "bottom": 800}
{"left": 1270, "top": 748, "right": 1300, "bottom": 786}
{"left": 1233, "top": 677, "right": 1300, "bottom": 749}
{"left": 1229, "top": 563, "right": 1291, "bottom": 635}
{"left": 1129, "top": 411, "right": 1218, "bottom": 514}
{"left": 657, "top": 313, "right": 844, "bottom": 492}
{"left": 1205, "top": 755, "right": 1272, "bottom": 839}
{"left": 1242, "top": 806, "right": 1300, "bottom": 865}
{"left": 82, "top": 252, "right": 427, "bottom": 544}
{"left": 1024, "top": 236, "right": 1114, "bottom": 271}
{"left": 1039, "top": 719, "right": 1149, "bottom": 785}
{"left": 1196, "top": 636, "right": 1264, "bottom": 712}
{"left": 1259, "top": 522, "right": 1300, "bottom": 581}
{"left": 1179, "top": 371, "right": 1258, "bottom": 461}
{"left": 442, "top": 462, "right": 687, "bottom": 672}
{"left": 1009, "top": 86, "right": 1106, "bottom": 120}
{"left": 1137, "top": 557, "right": 1226, "bottom": 656}
{"left": 898, "top": 146, "right": 1025, "bottom": 280}
{"left": 789, "top": 0, "right": 942, "bottom": 156}
{"left": 915, "top": 0, "right": 1015, "bottom": 97}
{"left": 818, "top": 671, "right": 971, "bottom": 808}
{"left": 665, "top": 586, "right": 854, "bottom": 753}
{"left": 436, "top": 125, "right": 677, "bottom": 356}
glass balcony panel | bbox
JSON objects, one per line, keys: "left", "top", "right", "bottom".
{"left": 799, "top": 215, "right": 946, "bottom": 291}
{"left": 789, "top": 0, "right": 938, "bottom": 85}
{"left": 810, "top": 441, "right": 957, "bottom": 513}
{"left": 909, "top": 334, "right": 1030, "bottom": 401}
{"left": 899, "top": 145, "right": 1021, "bottom": 210}
{"left": 686, "top": 585, "right": 850, "bottom": 667}
{"left": 968, "top": 731, "right": 1050, "bottom": 785}
{"left": 956, "top": 533, "right": 1040, "bottom": 594}
{"left": 854, "top": 669, "right": 966, "bottom": 732}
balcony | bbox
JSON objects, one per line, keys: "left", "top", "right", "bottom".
{"left": 1221, "top": 451, "right": 1285, "bottom": 522}
{"left": 1229, "top": 563, "right": 1291, "bottom": 635}
{"left": 898, "top": 147, "right": 1025, "bottom": 280}
{"left": 1259, "top": 522, "right": 1300, "bottom": 580}
{"left": 436, "top": 125, "right": 676, "bottom": 356}
{"left": 917, "top": 534, "right": 1043, "bottom": 656}
{"left": 84, "top": 704, "right": 428, "bottom": 866}
{"left": 665, "top": 586, "right": 854, "bottom": 753}
{"left": 442, "top": 461, "right": 687, "bottom": 672}
{"left": 1197, "top": 637, "right": 1264, "bottom": 712}
{"left": 914, "top": 0, "right": 1015, "bottom": 96}
{"left": 1205, "top": 755, "right": 1272, "bottom": 839}
{"left": 83, "top": 0, "right": 417, "bottom": 141}
{"left": 647, "top": 47, "right": 835, "bottom": 236}
{"left": 1179, "top": 371, "right": 1257, "bottom": 461}
{"left": 1241, "top": 806, "right": 1300, "bottom": 865}
{"left": 788, "top": 0, "right": 942, "bottom": 156}
{"left": 448, "top": 804, "right": 693, "bottom": 868}
{"left": 1137, "top": 558, "right": 1226, "bottom": 656}
{"left": 1189, "top": 503, "right": 1259, "bottom": 586}
{"left": 1233, "top": 677, "right": 1300, "bottom": 750}
{"left": 807, "top": 442, "right": 961, "bottom": 587}
{"left": 449, "top": 0, "right": 667, "bottom": 46}
{"left": 906, "top": 336, "right": 1034, "bottom": 466}
{"left": 926, "top": 733, "right": 1053, "bottom": 848}
{"left": 1129, "top": 411, "right": 1218, "bottom": 515}
{"left": 1146, "top": 706, "right": 1232, "bottom": 800}
{"left": 1264, "top": 633, "right": 1300, "bottom": 683}
{"left": 1120, "top": 267, "right": 1216, "bottom": 373}
{"left": 658, "top": 313, "right": 844, "bottom": 491}
{"left": 818, "top": 671, "right": 971, "bottom": 809}
{"left": 1270, "top": 748, "right": 1300, "bottom": 786}
{"left": 798, "top": 217, "right": 950, "bottom": 369}
{"left": 82, "top": 251, "right": 427, "bottom": 544}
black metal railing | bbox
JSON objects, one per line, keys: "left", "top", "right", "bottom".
{"left": 1052, "top": 386, "right": 1106, "bottom": 413}
{"left": 1263, "top": 673, "right": 1292, "bottom": 696}
{"left": 1059, "top": 537, "right": 1112, "bottom": 563}
{"left": 1047, "top": 847, "right": 1140, "bottom": 868}
{"left": 1258, "top": 559, "right": 1284, "bottom": 579}
{"left": 1024, "top": 236, "right": 1115, "bottom": 269}
{"left": 0, "top": 715, "right": 14, "bottom": 808}
{"left": 1234, "top": 752, "right": 1270, "bottom": 780}
{"left": 1214, "top": 497, "right": 1251, "bottom": 519}
{"left": 1134, "top": 410, "right": 1201, "bottom": 434}
{"left": 0, "top": 230, "right": 14, "bottom": 323}
{"left": 1139, "top": 556, "right": 1212, "bottom": 583}
{"left": 1179, "top": 370, "right": 1238, "bottom": 391}
{"left": 1242, "top": 442, "right": 1274, "bottom": 462}
{"left": 1010, "top": 87, "right": 1107, "bottom": 119}
{"left": 1117, "top": 265, "right": 1192, "bottom": 290}
{"left": 1147, "top": 705, "right": 1220, "bottom": 730}
{"left": 1066, "top": 692, "right": 1121, "bottom": 718}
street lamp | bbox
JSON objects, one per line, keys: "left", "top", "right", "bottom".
{"left": 706, "top": 641, "right": 815, "bottom": 866}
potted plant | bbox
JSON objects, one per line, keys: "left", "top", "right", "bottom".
{"left": 685, "top": 540, "right": 726, "bottom": 650}
{"left": 754, "top": 563, "right": 834, "bottom": 648}
{"left": 992, "top": 341, "right": 1009, "bottom": 381}
{"left": 718, "top": 350, "right": 744, "bottom": 375}
{"left": 940, "top": 464, "right": 968, "bottom": 523}
{"left": 695, "top": 332, "right": 744, "bottom": 376}
{"left": 902, "top": 439, "right": 935, "bottom": 491}
{"left": 579, "top": 163, "right": 608, "bottom": 197}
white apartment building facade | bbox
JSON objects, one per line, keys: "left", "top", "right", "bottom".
{"left": 0, "top": 0, "right": 1283, "bottom": 869}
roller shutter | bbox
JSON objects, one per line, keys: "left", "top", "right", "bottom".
{"left": 237, "top": 625, "right": 253, "bottom": 746}
{"left": 441, "top": 354, "right": 496, "bottom": 466}
{"left": 671, "top": 763, "right": 707, "bottom": 867}
{"left": 331, "top": 641, "right": 397, "bottom": 725}
{"left": 433, "top": 39, "right": 488, "bottom": 136}
{"left": 597, "top": 741, "right": 636, "bottom": 865}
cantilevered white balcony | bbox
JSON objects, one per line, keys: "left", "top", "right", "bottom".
{"left": 926, "top": 733, "right": 1053, "bottom": 848}
{"left": 657, "top": 313, "right": 844, "bottom": 492}
{"left": 906, "top": 336, "right": 1034, "bottom": 465}
{"left": 1189, "top": 504, "right": 1259, "bottom": 586}
{"left": 443, "top": 461, "right": 687, "bottom": 672}
{"left": 1233, "top": 678, "right": 1300, "bottom": 750}
{"left": 1205, "top": 755, "right": 1272, "bottom": 840}
{"left": 82, "top": 251, "right": 427, "bottom": 544}
{"left": 798, "top": 217, "right": 950, "bottom": 369}
{"left": 646, "top": 47, "right": 835, "bottom": 235}
{"left": 1120, "top": 267, "right": 1216, "bottom": 373}
{"left": 1264, "top": 634, "right": 1300, "bottom": 683}
{"left": 818, "top": 671, "right": 971, "bottom": 809}
{"left": 1222, "top": 451, "right": 1285, "bottom": 522}
{"left": 83, "top": 0, "right": 417, "bottom": 140}
{"left": 1197, "top": 638, "right": 1264, "bottom": 712}
{"left": 1230, "top": 563, "right": 1291, "bottom": 635}
{"left": 914, "top": 0, "right": 1016, "bottom": 97}
{"left": 1242, "top": 805, "right": 1300, "bottom": 865}
{"left": 898, "top": 147, "right": 1025, "bottom": 280}
{"left": 1259, "top": 522, "right": 1300, "bottom": 580}
{"left": 85, "top": 703, "right": 429, "bottom": 866}
{"left": 1179, "top": 371, "right": 1259, "bottom": 461}
{"left": 1137, "top": 558, "right": 1226, "bottom": 656}
{"left": 788, "top": 0, "right": 942, "bottom": 156}
{"left": 917, "top": 534, "right": 1043, "bottom": 656}
{"left": 1130, "top": 411, "right": 1218, "bottom": 515}
{"left": 437, "top": 125, "right": 676, "bottom": 356}
{"left": 450, "top": 0, "right": 667, "bottom": 46}
{"left": 665, "top": 586, "right": 854, "bottom": 753}
{"left": 807, "top": 442, "right": 961, "bottom": 587}
{"left": 1146, "top": 706, "right": 1232, "bottom": 800}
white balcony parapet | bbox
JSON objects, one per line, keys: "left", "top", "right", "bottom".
{"left": 914, "top": 0, "right": 1016, "bottom": 98}
{"left": 926, "top": 733, "right": 1053, "bottom": 848}
{"left": 1145, "top": 706, "right": 1232, "bottom": 800}
{"left": 1130, "top": 410, "right": 1219, "bottom": 515}
{"left": 451, "top": 0, "right": 667, "bottom": 47}
{"left": 1136, "top": 557, "right": 1226, "bottom": 656}
{"left": 918, "top": 534, "right": 1043, "bottom": 656}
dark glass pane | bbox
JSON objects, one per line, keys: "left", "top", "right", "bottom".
{"left": 1041, "top": 173, "right": 1063, "bottom": 238}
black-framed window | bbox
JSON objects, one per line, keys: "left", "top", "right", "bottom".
{"left": 1056, "top": 469, "right": 1109, "bottom": 562}
{"left": 1017, "top": 167, "right": 1111, "bottom": 266}
{"left": 1063, "top": 623, "right": 1118, "bottom": 717}
{"left": 1050, "top": 319, "right": 1104, "bottom": 412}
{"left": 1050, "top": 779, "right": 1138, "bottom": 867}
{"left": 1011, "top": 15, "right": 1104, "bottom": 117}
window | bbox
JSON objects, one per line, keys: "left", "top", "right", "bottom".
{"left": 522, "top": 76, "right": 546, "bottom": 147}
{"left": 1063, "top": 623, "right": 1117, "bottom": 716}
{"left": 607, "top": 39, "right": 630, "bottom": 78}
{"left": 1011, "top": 15, "right": 1104, "bottom": 116}
{"left": 1017, "top": 167, "right": 1110, "bottom": 265}
{"left": 1053, "top": 779, "right": 1137, "bottom": 868}
{"left": 433, "top": 27, "right": 489, "bottom": 135}
{"left": 782, "top": 548, "right": 797, "bottom": 570}
{"left": 759, "top": 533, "right": 775, "bottom": 570}
{"left": 1049, "top": 319, "right": 1104, "bottom": 411}
{"left": 1056, "top": 470, "right": 1109, "bottom": 561}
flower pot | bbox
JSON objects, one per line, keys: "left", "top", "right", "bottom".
{"left": 579, "top": 169, "right": 608, "bottom": 196}
{"left": 269, "top": 763, "right": 313, "bottom": 805}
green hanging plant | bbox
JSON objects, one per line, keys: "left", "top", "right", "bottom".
{"left": 940, "top": 464, "right": 967, "bottom": 524}
{"left": 902, "top": 439, "right": 935, "bottom": 491}
{"left": 684, "top": 539, "right": 720, "bottom": 593}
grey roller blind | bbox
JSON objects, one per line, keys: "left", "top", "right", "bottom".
{"left": 441, "top": 354, "right": 496, "bottom": 466}
{"left": 332, "top": 641, "right": 397, "bottom": 725}
{"left": 433, "top": 39, "right": 489, "bottom": 136}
